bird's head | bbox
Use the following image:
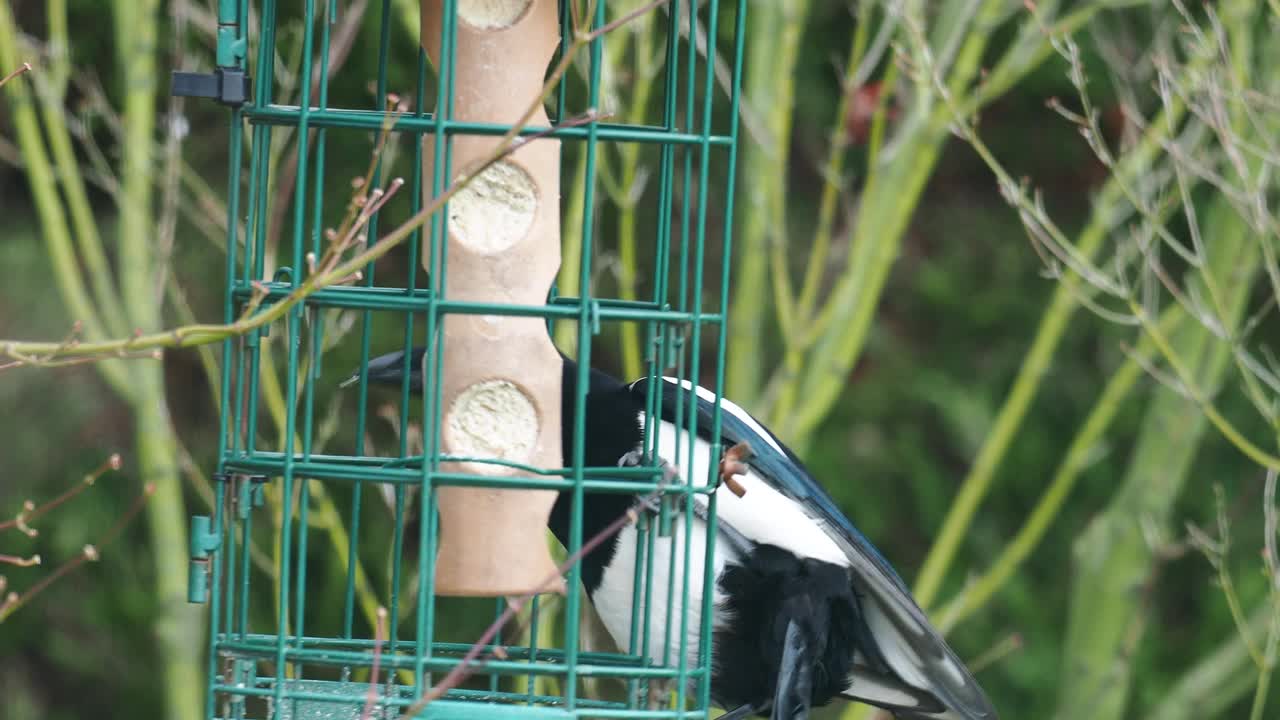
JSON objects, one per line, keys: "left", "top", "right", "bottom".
{"left": 341, "top": 347, "right": 426, "bottom": 393}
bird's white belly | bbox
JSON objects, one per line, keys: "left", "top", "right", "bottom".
{"left": 592, "top": 511, "right": 737, "bottom": 672}
{"left": 654, "top": 419, "right": 849, "bottom": 567}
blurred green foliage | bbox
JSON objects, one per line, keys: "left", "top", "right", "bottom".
{"left": 2, "top": 2, "right": 1278, "bottom": 719}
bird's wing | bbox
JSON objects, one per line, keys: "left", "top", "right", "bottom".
{"left": 840, "top": 668, "right": 949, "bottom": 719}
{"left": 630, "top": 376, "right": 997, "bottom": 720}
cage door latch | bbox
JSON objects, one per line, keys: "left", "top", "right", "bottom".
{"left": 171, "top": 67, "right": 251, "bottom": 107}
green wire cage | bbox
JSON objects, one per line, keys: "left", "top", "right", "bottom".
{"left": 188, "top": 1, "right": 747, "bottom": 718}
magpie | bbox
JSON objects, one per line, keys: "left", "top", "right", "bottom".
{"left": 355, "top": 347, "right": 997, "bottom": 720}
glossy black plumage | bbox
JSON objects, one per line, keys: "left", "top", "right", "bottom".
{"left": 355, "top": 348, "right": 997, "bottom": 720}
{"left": 715, "top": 546, "right": 862, "bottom": 715}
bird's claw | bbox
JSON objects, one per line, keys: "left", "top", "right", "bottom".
{"left": 619, "top": 449, "right": 680, "bottom": 485}
{"left": 618, "top": 448, "right": 647, "bottom": 468}
{"left": 718, "top": 441, "right": 753, "bottom": 497}
{"left": 645, "top": 680, "right": 672, "bottom": 710}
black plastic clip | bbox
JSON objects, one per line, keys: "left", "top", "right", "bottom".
{"left": 171, "top": 68, "right": 251, "bottom": 107}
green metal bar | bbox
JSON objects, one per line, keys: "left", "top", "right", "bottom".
{"left": 272, "top": 0, "right": 317, "bottom": 709}
{"left": 697, "top": 0, "right": 746, "bottom": 709}
{"left": 629, "top": 1, "right": 688, "bottom": 704}
{"left": 217, "top": 68, "right": 244, "bottom": 465}
{"left": 221, "top": 630, "right": 640, "bottom": 661}
{"left": 677, "top": 0, "right": 720, "bottom": 698}
{"left": 389, "top": 40, "right": 432, "bottom": 664}
{"left": 204, "top": 479, "right": 227, "bottom": 719}
{"left": 243, "top": 8, "right": 271, "bottom": 288}
{"left": 244, "top": 107, "right": 736, "bottom": 146}
{"left": 210, "top": 683, "right": 569, "bottom": 705}
{"left": 657, "top": 0, "right": 706, "bottom": 696}
{"left": 230, "top": 488, "right": 250, "bottom": 720}
{"left": 418, "top": 0, "right": 460, "bottom": 696}
{"left": 580, "top": 710, "right": 709, "bottom": 719}
{"left": 242, "top": 0, "right": 278, "bottom": 464}
{"left": 239, "top": 105, "right": 271, "bottom": 460}
{"left": 210, "top": 686, "right": 712, "bottom": 717}
{"left": 217, "top": 631, "right": 669, "bottom": 664}
{"left": 233, "top": 1, "right": 279, "bottom": 680}
{"left": 236, "top": 480, "right": 253, "bottom": 641}
{"left": 554, "top": 0, "right": 569, "bottom": 121}
{"left": 223, "top": 450, "right": 679, "bottom": 477}
{"left": 232, "top": 283, "right": 672, "bottom": 308}
{"left": 224, "top": 471, "right": 689, "bottom": 499}
{"left": 563, "top": 1, "right": 609, "bottom": 708}
{"left": 338, "top": 0, "right": 395, "bottom": 645}
{"left": 293, "top": 0, "right": 342, "bottom": 663}
{"left": 214, "top": 641, "right": 710, "bottom": 680}
{"left": 525, "top": 594, "right": 542, "bottom": 704}
{"left": 210, "top": 1, "right": 250, "bottom": 703}
{"left": 233, "top": 285, "right": 724, "bottom": 322}
{"left": 219, "top": 480, "right": 237, "bottom": 639}
{"left": 660, "top": 347, "right": 684, "bottom": 671}
{"left": 490, "top": 598, "right": 504, "bottom": 694}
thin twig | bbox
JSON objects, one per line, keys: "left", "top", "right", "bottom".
{"left": 0, "top": 554, "right": 41, "bottom": 567}
{"left": 967, "top": 632, "right": 1024, "bottom": 674}
{"left": 0, "top": 453, "right": 123, "bottom": 533}
{"left": 0, "top": 107, "right": 600, "bottom": 366}
{"left": 1265, "top": 470, "right": 1279, "bottom": 589}
{"left": 1, "top": 0, "right": 657, "bottom": 366}
{"left": 396, "top": 485, "right": 667, "bottom": 719}
{"left": 359, "top": 607, "right": 389, "bottom": 720}
{"left": 0, "top": 60, "right": 31, "bottom": 87}
{"left": 0, "top": 482, "right": 155, "bottom": 623}
{"left": 266, "top": 0, "right": 373, "bottom": 253}
{"left": 591, "top": 0, "right": 669, "bottom": 38}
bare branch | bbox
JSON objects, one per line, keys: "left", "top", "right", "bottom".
{"left": 0, "top": 453, "right": 122, "bottom": 534}
{"left": 0, "top": 481, "right": 154, "bottom": 623}
{"left": 0, "top": 60, "right": 30, "bottom": 87}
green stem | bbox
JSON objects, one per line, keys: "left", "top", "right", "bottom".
{"left": 257, "top": 339, "right": 398, "bottom": 679}
{"left": 1147, "top": 602, "right": 1276, "bottom": 720}
{"left": 554, "top": 150, "right": 590, "bottom": 355}
{"left": 134, "top": 376, "right": 204, "bottom": 720}
{"left": 1136, "top": 304, "right": 1280, "bottom": 470}
{"left": 0, "top": 1, "right": 128, "bottom": 393}
{"left": 41, "top": 0, "right": 130, "bottom": 338}
{"left": 1054, "top": 206, "right": 1260, "bottom": 720}
{"left": 109, "top": 1, "right": 203, "bottom": 717}
{"left": 788, "top": 0, "right": 1005, "bottom": 446}
{"left": 936, "top": 308, "right": 1183, "bottom": 632}
{"left": 725, "top": 0, "right": 811, "bottom": 405}
{"left": 1250, "top": 597, "right": 1280, "bottom": 720}
{"left": 3, "top": 93, "right": 597, "bottom": 364}
{"left": 165, "top": 282, "right": 222, "bottom": 412}
{"left": 614, "top": 9, "right": 658, "bottom": 381}
{"left": 795, "top": 7, "right": 872, "bottom": 324}
{"left": 911, "top": 37, "right": 1210, "bottom": 611}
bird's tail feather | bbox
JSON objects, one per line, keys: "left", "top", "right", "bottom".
{"left": 771, "top": 618, "right": 813, "bottom": 720}
{"left": 839, "top": 669, "right": 953, "bottom": 718}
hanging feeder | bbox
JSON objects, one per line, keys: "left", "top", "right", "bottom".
{"left": 421, "top": 0, "right": 565, "bottom": 597}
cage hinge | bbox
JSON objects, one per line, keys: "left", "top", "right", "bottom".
{"left": 187, "top": 514, "right": 223, "bottom": 603}
{"left": 171, "top": 67, "right": 251, "bottom": 107}
{"left": 234, "top": 473, "right": 269, "bottom": 520}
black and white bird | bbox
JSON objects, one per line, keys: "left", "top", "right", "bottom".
{"left": 357, "top": 348, "right": 997, "bottom": 720}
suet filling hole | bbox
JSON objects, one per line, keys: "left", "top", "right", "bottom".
{"left": 457, "top": 0, "right": 533, "bottom": 32}
{"left": 448, "top": 160, "right": 537, "bottom": 254}
{"left": 447, "top": 379, "right": 539, "bottom": 470}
